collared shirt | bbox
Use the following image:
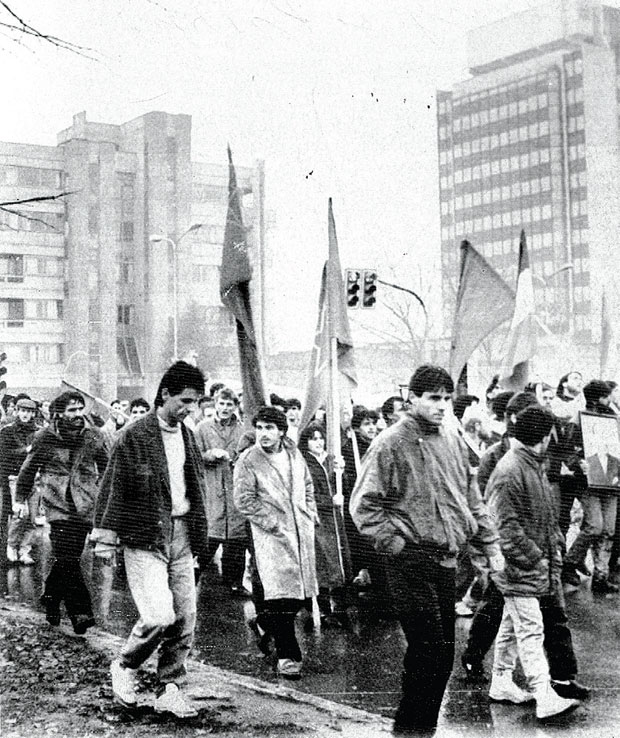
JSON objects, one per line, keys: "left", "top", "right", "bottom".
{"left": 158, "top": 415, "right": 190, "bottom": 517}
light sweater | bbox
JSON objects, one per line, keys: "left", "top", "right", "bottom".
{"left": 158, "top": 415, "right": 190, "bottom": 517}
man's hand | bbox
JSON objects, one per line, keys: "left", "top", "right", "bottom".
{"left": 211, "top": 449, "right": 231, "bottom": 462}
{"left": 332, "top": 492, "right": 344, "bottom": 507}
{"left": 488, "top": 551, "right": 505, "bottom": 573}
{"left": 12, "top": 501, "right": 28, "bottom": 519}
{"left": 93, "top": 541, "right": 117, "bottom": 561}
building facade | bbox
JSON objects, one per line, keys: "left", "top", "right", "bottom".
{"left": 0, "top": 111, "right": 265, "bottom": 401}
{"left": 437, "top": 0, "right": 620, "bottom": 376}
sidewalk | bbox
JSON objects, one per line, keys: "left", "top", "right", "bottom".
{"left": 0, "top": 598, "right": 392, "bottom": 738}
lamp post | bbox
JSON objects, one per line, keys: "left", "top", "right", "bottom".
{"left": 149, "top": 224, "right": 204, "bottom": 362}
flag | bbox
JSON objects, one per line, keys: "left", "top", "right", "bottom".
{"left": 300, "top": 199, "right": 357, "bottom": 432}
{"left": 449, "top": 240, "right": 515, "bottom": 383}
{"left": 499, "top": 230, "right": 538, "bottom": 390}
{"left": 220, "top": 145, "right": 266, "bottom": 420}
{"left": 600, "top": 283, "right": 619, "bottom": 378}
{"left": 60, "top": 379, "right": 111, "bottom": 423}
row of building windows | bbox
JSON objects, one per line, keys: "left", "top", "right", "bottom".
{"left": 0, "top": 166, "right": 63, "bottom": 189}
{"left": 445, "top": 176, "right": 556, "bottom": 212}
{"left": 0, "top": 254, "right": 63, "bottom": 281}
{"left": 442, "top": 151, "right": 553, "bottom": 189}
{"left": 448, "top": 121, "right": 557, "bottom": 158}
{"left": 0, "top": 209, "right": 64, "bottom": 233}
{"left": 2, "top": 343, "right": 64, "bottom": 364}
{"left": 0, "top": 298, "right": 63, "bottom": 324}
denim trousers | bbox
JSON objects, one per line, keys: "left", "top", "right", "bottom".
{"left": 493, "top": 596, "right": 549, "bottom": 692}
{"left": 566, "top": 492, "right": 618, "bottom": 577}
{"left": 120, "top": 517, "right": 196, "bottom": 685}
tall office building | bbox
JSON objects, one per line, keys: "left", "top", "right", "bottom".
{"left": 0, "top": 111, "right": 265, "bottom": 400}
{"left": 437, "top": 0, "right": 620, "bottom": 373}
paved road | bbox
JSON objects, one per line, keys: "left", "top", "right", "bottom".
{"left": 3, "top": 528, "right": 620, "bottom": 736}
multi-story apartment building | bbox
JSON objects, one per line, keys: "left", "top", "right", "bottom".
{"left": 0, "top": 111, "right": 265, "bottom": 401}
{"left": 437, "top": 0, "right": 620, "bottom": 374}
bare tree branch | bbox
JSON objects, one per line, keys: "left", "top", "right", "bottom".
{"left": 0, "top": 2, "right": 97, "bottom": 59}
{"left": 0, "top": 191, "right": 77, "bottom": 207}
{"left": 0, "top": 206, "right": 60, "bottom": 231}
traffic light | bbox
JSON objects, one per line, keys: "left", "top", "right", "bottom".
{"left": 362, "top": 270, "right": 377, "bottom": 308}
{"left": 345, "top": 269, "right": 361, "bottom": 308}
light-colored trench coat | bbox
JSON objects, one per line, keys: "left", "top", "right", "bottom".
{"left": 195, "top": 416, "right": 246, "bottom": 539}
{"left": 234, "top": 439, "right": 319, "bottom": 601}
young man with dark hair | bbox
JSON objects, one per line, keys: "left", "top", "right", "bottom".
{"left": 15, "top": 390, "right": 108, "bottom": 632}
{"left": 381, "top": 395, "right": 406, "bottom": 428}
{"left": 487, "top": 406, "right": 583, "bottom": 719}
{"left": 563, "top": 379, "right": 619, "bottom": 592}
{"left": 234, "top": 406, "right": 318, "bottom": 680}
{"left": 351, "top": 364, "right": 503, "bottom": 735}
{"left": 129, "top": 397, "right": 151, "bottom": 422}
{"left": 93, "top": 361, "right": 209, "bottom": 718}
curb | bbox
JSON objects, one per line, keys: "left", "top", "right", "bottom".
{"left": 2, "top": 599, "right": 393, "bottom": 733}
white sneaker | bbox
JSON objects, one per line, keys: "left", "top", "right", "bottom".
{"left": 455, "top": 600, "right": 474, "bottom": 617}
{"left": 154, "top": 683, "right": 197, "bottom": 718}
{"left": 489, "top": 672, "right": 535, "bottom": 704}
{"left": 18, "top": 550, "right": 35, "bottom": 565}
{"left": 6, "top": 546, "right": 18, "bottom": 563}
{"left": 110, "top": 659, "right": 137, "bottom": 706}
{"left": 535, "top": 683, "right": 580, "bottom": 720}
{"left": 277, "top": 658, "right": 302, "bottom": 680}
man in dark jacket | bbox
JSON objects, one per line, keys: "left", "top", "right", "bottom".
{"left": 15, "top": 391, "right": 108, "bottom": 632}
{"left": 350, "top": 365, "right": 503, "bottom": 735}
{"left": 92, "top": 361, "right": 209, "bottom": 719}
{"left": 563, "top": 379, "right": 619, "bottom": 592}
{"left": 1, "top": 397, "right": 39, "bottom": 564}
{"left": 487, "top": 405, "right": 581, "bottom": 720}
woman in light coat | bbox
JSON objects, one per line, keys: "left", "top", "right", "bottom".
{"left": 234, "top": 406, "right": 318, "bottom": 679}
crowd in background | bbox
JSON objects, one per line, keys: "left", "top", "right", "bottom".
{"left": 1, "top": 363, "right": 618, "bottom": 730}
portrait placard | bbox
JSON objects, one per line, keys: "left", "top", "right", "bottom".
{"left": 579, "top": 411, "right": 620, "bottom": 493}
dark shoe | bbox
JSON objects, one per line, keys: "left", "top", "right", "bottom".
{"left": 71, "top": 615, "right": 96, "bottom": 635}
{"left": 461, "top": 654, "right": 489, "bottom": 683}
{"left": 320, "top": 614, "right": 343, "bottom": 629}
{"left": 393, "top": 724, "right": 435, "bottom": 736}
{"left": 551, "top": 679, "right": 591, "bottom": 701}
{"left": 562, "top": 567, "right": 581, "bottom": 587}
{"left": 41, "top": 595, "right": 61, "bottom": 627}
{"left": 591, "top": 577, "right": 619, "bottom": 594}
{"left": 248, "top": 617, "right": 274, "bottom": 656}
{"left": 230, "top": 585, "right": 252, "bottom": 598}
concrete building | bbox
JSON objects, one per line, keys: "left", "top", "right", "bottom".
{"left": 0, "top": 111, "right": 265, "bottom": 401}
{"left": 437, "top": 0, "right": 620, "bottom": 378}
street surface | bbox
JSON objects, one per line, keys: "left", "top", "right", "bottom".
{"left": 3, "top": 526, "right": 620, "bottom": 737}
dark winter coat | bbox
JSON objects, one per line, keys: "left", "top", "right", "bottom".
{"left": 93, "top": 412, "right": 209, "bottom": 562}
{"left": 487, "top": 444, "right": 563, "bottom": 598}
{"left": 15, "top": 420, "right": 108, "bottom": 524}
{"left": 0, "top": 419, "right": 38, "bottom": 484}
{"left": 302, "top": 451, "right": 351, "bottom": 589}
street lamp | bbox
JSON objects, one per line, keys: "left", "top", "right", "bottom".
{"left": 149, "top": 224, "right": 204, "bottom": 361}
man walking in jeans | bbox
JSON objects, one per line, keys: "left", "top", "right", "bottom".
{"left": 350, "top": 365, "right": 503, "bottom": 736}
{"left": 92, "top": 361, "right": 209, "bottom": 718}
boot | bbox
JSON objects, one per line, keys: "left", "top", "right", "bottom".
{"left": 535, "top": 683, "right": 580, "bottom": 720}
{"left": 489, "top": 672, "right": 534, "bottom": 704}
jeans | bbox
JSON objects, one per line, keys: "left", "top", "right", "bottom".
{"left": 7, "top": 514, "right": 35, "bottom": 553}
{"left": 206, "top": 536, "right": 247, "bottom": 587}
{"left": 44, "top": 520, "right": 93, "bottom": 621}
{"left": 385, "top": 546, "right": 456, "bottom": 730}
{"left": 463, "top": 580, "right": 578, "bottom": 681}
{"left": 493, "top": 596, "right": 549, "bottom": 692}
{"left": 120, "top": 517, "right": 196, "bottom": 685}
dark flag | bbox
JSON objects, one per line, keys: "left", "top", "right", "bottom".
{"left": 220, "top": 145, "right": 266, "bottom": 420}
{"left": 449, "top": 240, "right": 515, "bottom": 384}
{"left": 300, "top": 199, "right": 357, "bottom": 435}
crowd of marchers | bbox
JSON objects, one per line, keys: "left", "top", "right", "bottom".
{"left": 1, "top": 363, "right": 617, "bottom": 735}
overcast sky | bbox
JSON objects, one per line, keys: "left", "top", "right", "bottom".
{"left": 3, "top": 0, "right": 616, "bottom": 352}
